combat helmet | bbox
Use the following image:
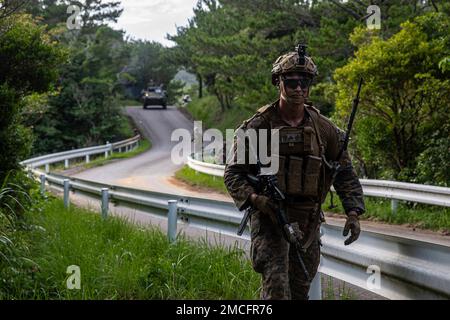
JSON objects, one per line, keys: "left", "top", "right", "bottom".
{"left": 271, "top": 44, "right": 318, "bottom": 85}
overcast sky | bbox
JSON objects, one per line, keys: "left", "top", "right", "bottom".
{"left": 111, "top": 0, "right": 198, "bottom": 47}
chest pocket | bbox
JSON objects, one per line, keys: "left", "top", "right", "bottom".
{"left": 279, "top": 127, "right": 303, "bottom": 155}
{"left": 275, "top": 126, "right": 322, "bottom": 197}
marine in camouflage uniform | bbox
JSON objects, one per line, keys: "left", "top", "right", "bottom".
{"left": 224, "top": 45, "right": 365, "bottom": 300}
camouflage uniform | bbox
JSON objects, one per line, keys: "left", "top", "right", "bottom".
{"left": 224, "top": 101, "right": 365, "bottom": 300}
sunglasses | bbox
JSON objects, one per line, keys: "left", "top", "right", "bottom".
{"left": 282, "top": 77, "right": 312, "bottom": 90}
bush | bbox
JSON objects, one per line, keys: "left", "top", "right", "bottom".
{"left": 0, "top": 171, "right": 42, "bottom": 295}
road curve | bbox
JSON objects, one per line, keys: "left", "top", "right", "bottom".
{"left": 72, "top": 106, "right": 231, "bottom": 202}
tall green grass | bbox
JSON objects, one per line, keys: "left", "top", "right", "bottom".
{"left": 175, "top": 166, "right": 228, "bottom": 194}
{"left": 323, "top": 276, "right": 357, "bottom": 300}
{"left": 1, "top": 198, "right": 261, "bottom": 299}
{"left": 0, "top": 171, "right": 42, "bottom": 297}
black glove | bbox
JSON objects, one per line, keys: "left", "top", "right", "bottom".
{"left": 343, "top": 211, "right": 360, "bottom": 245}
{"left": 252, "top": 195, "right": 278, "bottom": 225}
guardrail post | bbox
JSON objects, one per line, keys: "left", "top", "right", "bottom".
{"left": 40, "top": 174, "right": 46, "bottom": 196}
{"left": 105, "top": 141, "right": 110, "bottom": 158}
{"left": 63, "top": 179, "right": 70, "bottom": 208}
{"left": 85, "top": 154, "right": 90, "bottom": 164}
{"left": 101, "top": 188, "right": 109, "bottom": 219}
{"left": 45, "top": 164, "right": 50, "bottom": 173}
{"left": 391, "top": 199, "right": 398, "bottom": 215}
{"left": 64, "top": 159, "right": 69, "bottom": 169}
{"left": 27, "top": 168, "right": 33, "bottom": 179}
{"left": 168, "top": 200, "right": 178, "bottom": 243}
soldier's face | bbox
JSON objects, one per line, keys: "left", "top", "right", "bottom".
{"left": 279, "top": 74, "right": 310, "bottom": 105}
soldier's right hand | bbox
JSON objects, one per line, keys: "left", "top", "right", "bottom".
{"left": 252, "top": 194, "right": 278, "bottom": 225}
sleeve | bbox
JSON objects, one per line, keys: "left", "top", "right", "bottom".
{"left": 325, "top": 124, "right": 366, "bottom": 216}
{"left": 223, "top": 117, "right": 265, "bottom": 210}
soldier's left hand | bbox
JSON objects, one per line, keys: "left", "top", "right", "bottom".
{"left": 343, "top": 211, "right": 360, "bottom": 245}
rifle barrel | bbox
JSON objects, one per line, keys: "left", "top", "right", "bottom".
{"left": 337, "top": 77, "right": 363, "bottom": 160}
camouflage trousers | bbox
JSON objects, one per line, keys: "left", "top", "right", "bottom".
{"left": 249, "top": 203, "right": 321, "bottom": 300}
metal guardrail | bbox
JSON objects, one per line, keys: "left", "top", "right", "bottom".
{"left": 28, "top": 167, "right": 450, "bottom": 300}
{"left": 186, "top": 155, "right": 450, "bottom": 209}
{"left": 20, "top": 135, "right": 141, "bottom": 171}
{"left": 188, "top": 156, "right": 226, "bottom": 177}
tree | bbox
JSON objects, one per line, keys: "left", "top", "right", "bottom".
{"left": 32, "top": 25, "right": 132, "bottom": 153}
{"left": 24, "top": 0, "right": 123, "bottom": 30}
{"left": 334, "top": 12, "right": 450, "bottom": 183}
{"left": 0, "top": 13, "right": 64, "bottom": 181}
{"left": 126, "top": 40, "right": 178, "bottom": 94}
{"left": 21, "top": 0, "right": 138, "bottom": 154}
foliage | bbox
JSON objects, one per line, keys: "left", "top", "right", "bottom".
{"left": 415, "top": 124, "right": 450, "bottom": 187}
{"left": 324, "top": 192, "right": 450, "bottom": 232}
{"left": 24, "top": 0, "right": 123, "bottom": 31}
{"left": 175, "top": 166, "right": 228, "bottom": 194}
{"left": 126, "top": 40, "right": 179, "bottom": 97}
{"left": 28, "top": 7, "right": 134, "bottom": 154}
{"left": 334, "top": 13, "right": 450, "bottom": 182}
{"left": 0, "top": 14, "right": 65, "bottom": 180}
{"left": 25, "top": 2, "right": 180, "bottom": 154}
{"left": 1, "top": 198, "right": 260, "bottom": 299}
{"left": 0, "top": 170, "right": 41, "bottom": 288}
{"left": 166, "top": 80, "right": 185, "bottom": 105}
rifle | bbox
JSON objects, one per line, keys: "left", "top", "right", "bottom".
{"left": 327, "top": 77, "right": 363, "bottom": 183}
{"left": 237, "top": 172, "right": 310, "bottom": 280}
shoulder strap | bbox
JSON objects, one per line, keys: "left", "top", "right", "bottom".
{"left": 257, "top": 103, "right": 273, "bottom": 114}
{"left": 242, "top": 101, "right": 277, "bottom": 128}
{"left": 305, "top": 105, "right": 324, "bottom": 157}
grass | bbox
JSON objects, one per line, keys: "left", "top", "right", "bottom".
{"left": 52, "top": 139, "right": 151, "bottom": 173}
{"left": 185, "top": 95, "right": 254, "bottom": 133}
{"left": 84, "top": 139, "right": 151, "bottom": 170}
{"left": 174, "top": 166, "right": 450, "bottom": 232}
{"left": 323, "top": 192, "right": 450, "bottom": 232}
{"left": 323, "top": 276, "right": 357, "bottom": 300}
{"left": 0, "top": 197, "right": 261, "bottom": 300}
{"left": 175, "top": 165, "right": 228, "bottom": 194}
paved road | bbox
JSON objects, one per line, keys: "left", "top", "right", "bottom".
{"left": 72, "top": 106, "right": 229, "bottom": 201}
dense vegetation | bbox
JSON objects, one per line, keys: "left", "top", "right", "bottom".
{"left": 1, "top": 197, "right": 260, "bottom": 299}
